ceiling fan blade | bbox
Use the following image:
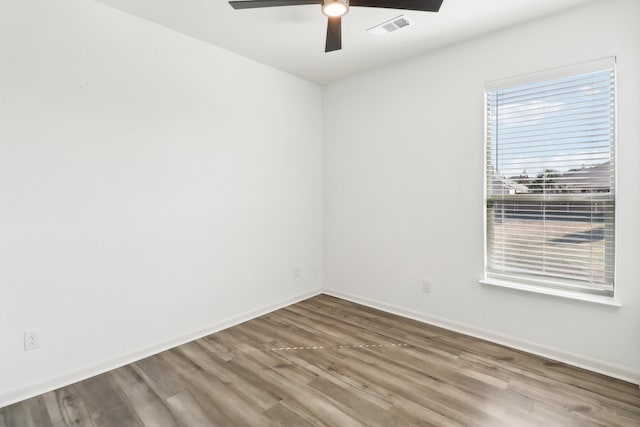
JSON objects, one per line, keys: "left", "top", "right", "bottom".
{"left": 349, "top": 0, "right": 443, "bottom": 12}
{"left": 229, "top": 0, "right": 321, "bottom": 9}
{"left": 325, "top": 16, "right": 342, "bottom": 52}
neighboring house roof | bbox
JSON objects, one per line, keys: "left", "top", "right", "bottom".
{"left": 564, "top": 161, "right": 611, "bottom": 191}
{"left": 491, "top": 174, "right": 531, "bottom": 195}
{"left": 493, "top": 161, "right": 611, "bottom": 195}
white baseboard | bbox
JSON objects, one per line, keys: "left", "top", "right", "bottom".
{"left": 0, "top": 289, "right": 322, "bottom": 408}
{"left": 4, "top": 286, "right": 636, "bottom": 408}
{"left": 322, "top": 288, "right": 640, "bottom": 386}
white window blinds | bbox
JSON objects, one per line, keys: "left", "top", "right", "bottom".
{"left": 485, "top": 59, "right": 615, "bottom": 296}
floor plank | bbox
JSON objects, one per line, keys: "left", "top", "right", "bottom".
{"left": 2, "top": 294, "right": 639, "bottom": 426}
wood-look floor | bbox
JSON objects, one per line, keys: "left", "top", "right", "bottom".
{"left": 1, "top": 294, "right": 639, "bottom": 426}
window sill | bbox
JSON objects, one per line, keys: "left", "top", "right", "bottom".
{"left": 479, "top": 279, "right": 622, "bottom": 308}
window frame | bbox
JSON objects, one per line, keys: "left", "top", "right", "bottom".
{"left": 482, "top": 58, "right": 617, "bottom": 301}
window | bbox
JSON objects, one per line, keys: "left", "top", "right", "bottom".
{"left": 484, "top": 59, "right": 615, "bottom": 297}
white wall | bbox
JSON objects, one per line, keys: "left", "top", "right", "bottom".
{"left": 0, "top": 0, "right": 322, "bottom": 405}
{"left": 324, "top": 0, "right": 640, "bottom": 382}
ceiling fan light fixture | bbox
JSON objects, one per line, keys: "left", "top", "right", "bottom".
{"left": 229, "top": 0, "right": 444, "bottom": 53}
{"left": 322, "top": 0, "right": 349, "bottom": 17}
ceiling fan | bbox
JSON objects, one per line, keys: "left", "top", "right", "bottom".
{"left": 228, "top": 0, "right": 444, "bottom": 52}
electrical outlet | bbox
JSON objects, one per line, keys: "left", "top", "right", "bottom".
{"left": 24, "top": 331, "right": 40, "bottom": 351}
{"left": 421, "top": 279, "right": 431, "bottom": 293}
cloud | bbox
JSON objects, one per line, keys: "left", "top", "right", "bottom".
{"left": 495, "top": 99, "right": 565, "bottom": 127}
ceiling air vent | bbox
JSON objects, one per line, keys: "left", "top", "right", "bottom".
{"left": 367, "top": 15, "right": 412, "bottom": 37}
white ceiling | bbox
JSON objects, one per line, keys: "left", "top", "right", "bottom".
{"left": 94, "top": 0, "right": 599, "bottom": 85}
